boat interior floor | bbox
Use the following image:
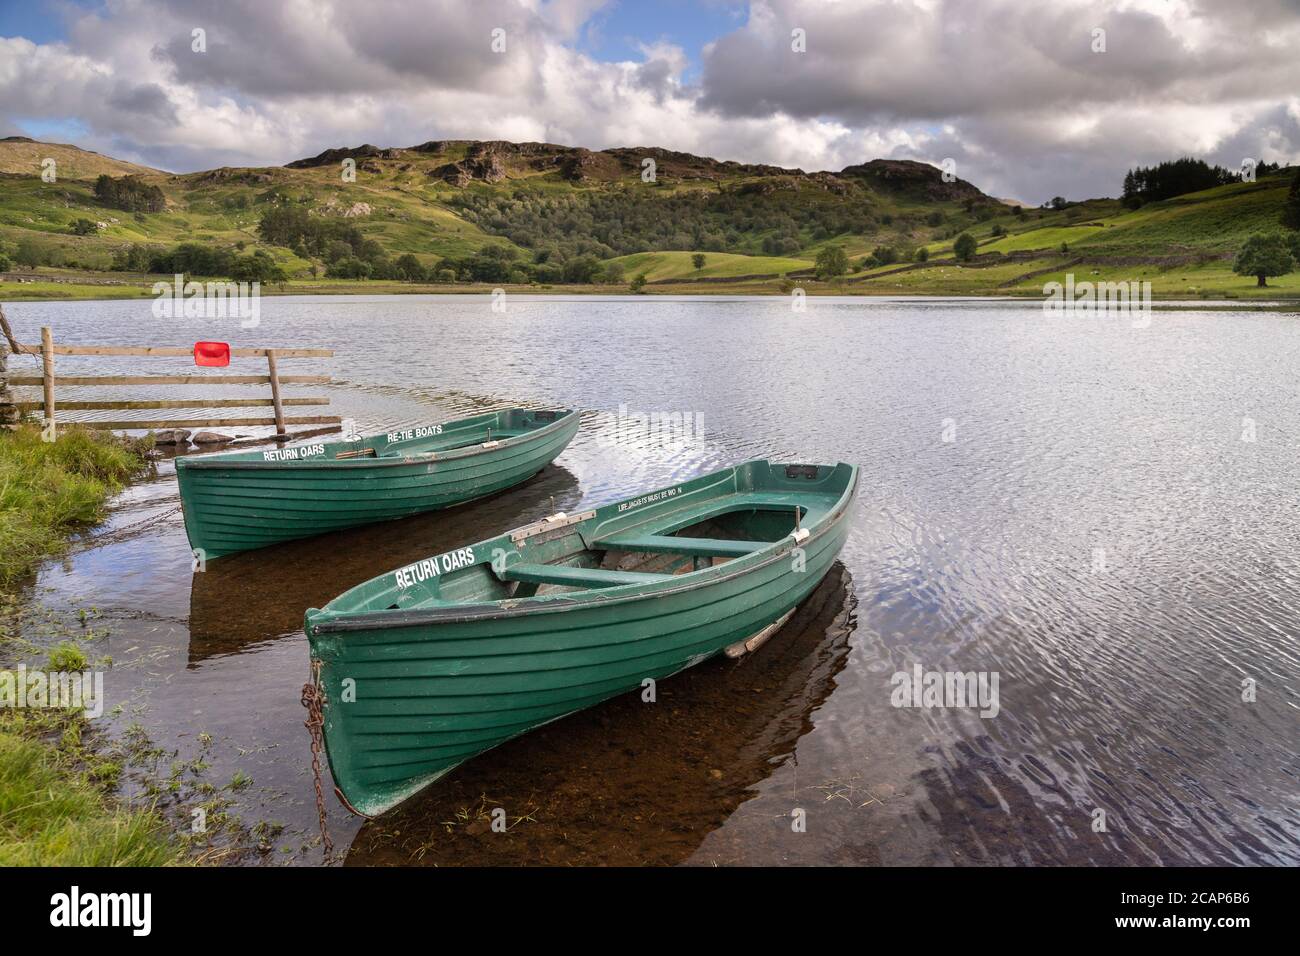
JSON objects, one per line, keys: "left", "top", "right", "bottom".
{"left": 494, "top": 491, "right": 835, "bottom": 599}
{"left": 340, "top": 430, "right": 531, "bottom": 460}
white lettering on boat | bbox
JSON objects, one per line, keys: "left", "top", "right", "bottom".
{"left": 617, "top": 486, "right": 683, "bottom": 513}
{"left": 261, "top": 443, "right": 325, "bottom": 462}
{"left": 394, "top": 546, "right": 477, "bottom": 588}
{"left": 387, "top": 424, "right": 444, "bottom": 444}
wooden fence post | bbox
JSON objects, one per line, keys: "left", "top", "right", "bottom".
{"left": 0, "top": 339, "right": 15, "bottom": 428}
{"left": 40, "top": 326, "right": 55, "bottom": 438}
{"left": 266, "top": 348, "right": 286, "bottom": 438}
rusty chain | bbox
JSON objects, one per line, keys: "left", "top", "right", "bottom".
{"left": 301, "top": 658, "right": 334, "bottom": 859}
{"left": 74, "top": 504, "right": 183, "bottom": 551}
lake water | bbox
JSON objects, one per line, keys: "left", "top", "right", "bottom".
{"left": 4, "top": 294, "right": 1298, "bottom": 865}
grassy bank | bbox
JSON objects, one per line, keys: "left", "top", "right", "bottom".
{"left": 0, "top": 709, "right": 180, "bottom": 866}
{"left": 0, "top": 424, "right": 184, "bottom": 865}
{"left": 0, "top": 425, "right": 147, "bottom": 586}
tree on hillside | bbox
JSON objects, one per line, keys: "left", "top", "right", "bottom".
{"left": 1281, "top": 168, "right": 1300, "bottom": 231}
{"left": 1232, "top": 232, "right": 1295, "bottom": 287}
{"left": 110, "top": 243, "right": 155, "bottom": 273}
{"left": 692, "top": 253, "right": 706, "bottom": 271}
{"left": 230, "top": 249, "right": 287, "bottom": 283}
{"left": 1121, "top": 157, "right": 1238, "bottom": 209}
{"left": 914, "top": 247, "right": 929, "bottom": 263}
{"left": 328, "top": 256, "right": 372, "bottom": 279}
{"left": 1287, "top": 232, "right": 1300, "bottom": 264}
{"left": 395, "top": 253, "right": 425, "bottom": 282}
{"left": 814, "top": 245, "right": 848, "bottom": 280}
{"left": 93, "top": 174, "right": 165, "bottom": 213}
{"left": 953, "top": 233, "right": 977, "bottom": 262}
{"left": 562, "top": 255, "right": 601, "bottom": 284}
{"left": 14, "top": 239, "right": 43, "bottom": 268}
{"left": 629, "top": 273, "right": 647, "bottom": 294}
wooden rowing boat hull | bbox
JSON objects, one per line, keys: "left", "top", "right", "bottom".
{"left": 305, "top": 460, "right": 857, "bottom": 816}
{"left": 176, "top": 408, "right": 579, "bottom": 560}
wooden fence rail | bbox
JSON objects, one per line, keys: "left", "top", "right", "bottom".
{"left": 0, "top": 309, "right": 338, "bottom": 439}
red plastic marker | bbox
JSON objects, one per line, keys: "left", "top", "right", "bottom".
{"left": 194, "top": 341, "right": 231, "bottom": 367}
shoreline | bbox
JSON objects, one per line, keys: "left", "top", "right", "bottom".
{"left": 0, "top": 426, "right": 187, "bottom": 866}
{"left": 3, "top": 253, "right": 1300, "bottom": 306}
{"left": 3, "top": 275, "right": 1299, "bottom": 306}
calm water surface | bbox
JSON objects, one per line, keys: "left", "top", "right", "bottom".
{"left": 5, "top": 294, "right": 1298, "bottom": 865}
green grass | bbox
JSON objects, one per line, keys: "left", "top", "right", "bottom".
{"left": 853, "top": 257, "right": 1065, "bottom": 294}
{"left": 0, "top": 424, "right": 182, "bottom": 866}
{"left": 979, "top": 224, "right": 1111, "bottom": 253}
{"left": 0, "top": 278, "right": 158, "bottom": 299}
{"left": 606, "top": 250, "right": 812, "bottom": 280}
{"left": 0, "top": 722, "right": 181, "bottom": 866}
{"left": 46, "top": 641, "right": 88, "bottom": 672}
{"left": 0, "top": 425, "right": 147, "bottom": 586}
{"left": 1004, "top": 259, "right": 1300, "bottom": 298}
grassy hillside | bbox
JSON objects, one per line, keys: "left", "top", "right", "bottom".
{"left": 0, "top": 136, "right": 1296, "bottom": 299}
{"left": 0, "top": 137, "right": 158, "bottom": 178}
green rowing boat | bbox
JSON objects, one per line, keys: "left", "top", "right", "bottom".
{"left": 304, "top": 459, "right": 858, "bottom": 816}
{"left": 176, "top": 408, "right": 579, "bottom": 561}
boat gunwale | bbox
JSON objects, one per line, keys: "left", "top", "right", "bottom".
{"left": 308, "top": 465, "right": 859, "bottom": 633}
{"left": 174, "top": 407, "right": 578, "bottom": 471}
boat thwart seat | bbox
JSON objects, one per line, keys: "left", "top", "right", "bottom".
{"left": 498, "top": 563, "right": 671, "bottom": 589}
{"left": 590, "top": 533, "right": 763, "bottom": 558}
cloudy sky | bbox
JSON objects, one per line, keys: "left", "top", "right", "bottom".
{"left": 1, "top": 0, "right": 1298, "bottom": 203}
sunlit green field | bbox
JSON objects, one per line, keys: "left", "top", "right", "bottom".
{"left": 979, "top": 224, "right": 1111, "bottom": 253}
{"left": 1004, "top": 260, "right": 1300, "bottom": 298}
{"left": 607, "top": 250, "right": 812, "bottom": 280}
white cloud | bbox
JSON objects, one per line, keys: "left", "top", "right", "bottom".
{"left": 0, "top": 0, "right": 1295, "bottom": 203}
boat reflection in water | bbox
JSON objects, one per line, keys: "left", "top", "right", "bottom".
{"left": 344, "top": 563, "right": 856, "bottom": 866}
{"left": 187, "top": 464, "right": 582, "bottom": 664}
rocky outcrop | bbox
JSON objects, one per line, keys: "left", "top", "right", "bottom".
{"left": 603, "top": 146, "right": 797, "bottom": 179}
{"left": 431, "top": 163, "right": 472, "bottom": 187}
{"left": 431, "top": 142, "right": 508, "bottom": 186}
{"left": 838, "top": 159, "right": 984, "bottom": 202}
{"left": 559, "top": 149, "right": 622, "bottom": 182}
{"left": 315, "top": 197, "right": 374, "bottom": 218}
{"left": 192, "top": 166, "right": 274, "bottom": 185}
{"left": 152, "top": 428, "right": 192, "bottom": 445}
{"left": 280, "top": 138, "right": 998, "bottom": 206}
{"left": 286, "top": 144, "right": 395, "bottom": 169}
